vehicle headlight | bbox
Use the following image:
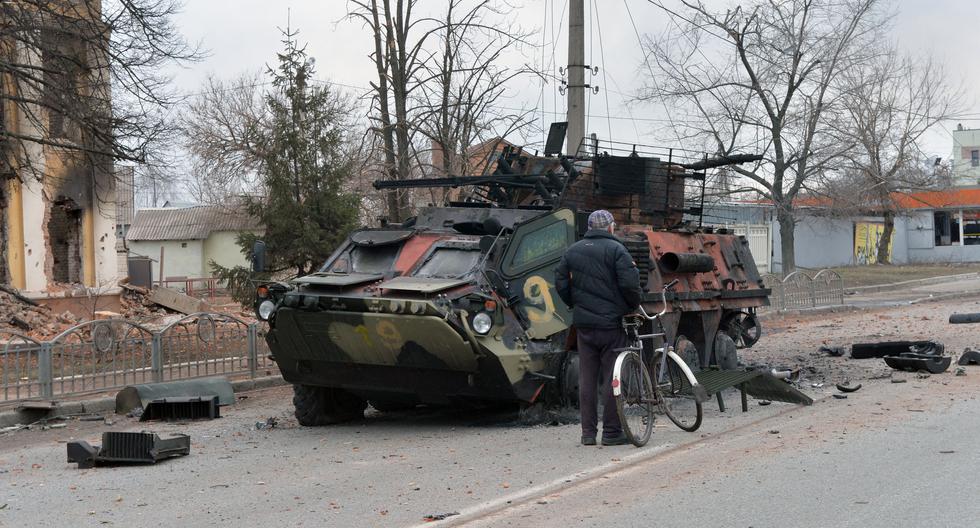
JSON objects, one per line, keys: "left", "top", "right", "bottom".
{"left": 258, "top": 300, "right": 276, "bottom": 320}
{"left": 472, "top": 312, "right": 493, "bottom": 334}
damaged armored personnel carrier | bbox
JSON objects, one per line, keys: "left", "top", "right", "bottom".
{"left": 255, "top": 126, "right": 771, "bottom": 425}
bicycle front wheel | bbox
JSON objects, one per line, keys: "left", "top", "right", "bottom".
{"left": 655, "top": 352, "right": 703, "bottom": 432}
{"left": 614, "top": 351, "right": 655, "bottom": 447}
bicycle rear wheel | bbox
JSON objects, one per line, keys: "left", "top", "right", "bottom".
{"left": 614, "top": 352, "right": 655, "bottom": 446}
{"left": 654, "top": 352, "right": 703, "bottom": 432}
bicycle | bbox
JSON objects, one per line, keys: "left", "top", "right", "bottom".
{"left": 611, "top": 280, "right": 708, "bottom": 446}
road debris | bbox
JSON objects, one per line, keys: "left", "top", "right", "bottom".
{"left": 891, "top": 378, "right": 908, "bottom": 384}
{"left": 115, "top": 377, "right": 234, "bottom": 414}
{"left": 758, "top": 400, "right": 772, "bottom": 406}
{"left": 423, "top": 512, "right": 460, "bottom": 522}
{"left": 955, "top": 367, "right": 967, "bottom": 376}
{"left": 958, "top": 348, "right": 980, "bottom": 366}
{"left": 67, "top": 432, "right": 190, "bottom": 469}
{"left": 836, "top": 383, "right": 862, "bottom": 393}
{"left": 140, "top": 396, "right": 220, "bottom": 422}
{"left": 833, "top": 394, "right": 848, "bottom": 399}
{"left": 255, "top": 417, "right": 279, "bottom": 430}
{"left": 884, "top": 354, "right": 951, "bottom": 374}
{"left": 851, "top": 340, "right": 944, "bottom": 360}
{"left": 819, "top": 345, "right": 845, "bottom": 357}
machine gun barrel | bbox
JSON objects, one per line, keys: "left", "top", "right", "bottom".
{"left": 372, "top": 174, "right": 548, "bottom": 190}
{"left": 681, "top": 154, "right": 763, "bottom": 171}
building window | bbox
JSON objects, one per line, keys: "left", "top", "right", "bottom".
{"left": 181, "top": 242, "right": 187, "bottom": 248}
{"left": 964, "top": 211, "right": 980, "bottom": 245}
{"left": 935, "top": 211, "right": 960, "bottom": 246}
{"left": 972, "top": 150, "right": 979, "bottom": 167}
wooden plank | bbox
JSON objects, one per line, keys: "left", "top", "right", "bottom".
{"left": 147, "top": 287, "right": 210, "bottom": 315}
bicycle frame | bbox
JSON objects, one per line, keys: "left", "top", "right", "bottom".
{"left": 612, "top": 282, "right": 707, "bottom": 403}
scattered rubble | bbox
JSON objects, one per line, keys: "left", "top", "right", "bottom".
{"left": 0, "top": 289, "right": 66, "bottom": 338}
{"left": 836, "top": 383, "right": 862, "bottom": 393}
{"left": 423, "top": 512, "right": 460, "bottom": 522}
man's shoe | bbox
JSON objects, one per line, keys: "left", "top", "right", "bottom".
{"left": 601, "top": 434, "right": 630, "bottom": 446}
{"left": 581, "top": 436, "right": 597, "bottom": 446}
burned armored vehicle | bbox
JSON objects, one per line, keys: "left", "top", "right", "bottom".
{"left": 256, "top": 130, "right": 770, "bottom": 425}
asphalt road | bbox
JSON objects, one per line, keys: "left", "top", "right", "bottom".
{"left": 463, "top": 375, "right": 980, "bottom": 528}
{"left": 2, "top": 296, "right": 980, "bottom": 527}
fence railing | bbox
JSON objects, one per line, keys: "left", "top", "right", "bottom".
{"left": 763, "top": 269, "right": 845, "bottom": 311}
{"left": 0, "top": 312, "right": 274, "bottom": 403}
{"left": 158, "top": 277, "right": 226, "bottom": 300}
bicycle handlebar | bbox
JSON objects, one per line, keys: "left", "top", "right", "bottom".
{"left": 636, "top": 280, "right": 678, "bottom": 321}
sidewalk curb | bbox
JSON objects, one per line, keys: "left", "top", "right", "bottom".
{"left": 0, "top": 375, "right": 287, "bottom": 429}
{"left": 843, "top": 272, "right": 980, "bottom": 295}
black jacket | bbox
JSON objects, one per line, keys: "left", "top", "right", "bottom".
{"left": 555, "top": 230, "right": 642, "bottom": 329}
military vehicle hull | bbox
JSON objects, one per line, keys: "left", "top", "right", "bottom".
{"left": 259, "top": 140, "right": 771, "bottom": 424}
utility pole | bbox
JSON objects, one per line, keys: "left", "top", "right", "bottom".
{"left": 566, "top": 0, "right": 585, "bottom": 156}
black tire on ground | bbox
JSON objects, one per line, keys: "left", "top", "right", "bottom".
{"left": 292, "top": 384, "right": 367, "bottom": 426}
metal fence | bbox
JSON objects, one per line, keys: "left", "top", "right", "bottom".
{"left": 763, "top": 269, "right": 845, "bottom": 311}
{"left": 0, "top": 312, "right": 275, "bottom": 403}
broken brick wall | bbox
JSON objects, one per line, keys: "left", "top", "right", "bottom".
{"left": 48, "top": 197, "right": 82, "bottom": 283}
{"left": 0, "top": 181, "right": 8, "bottom": 284}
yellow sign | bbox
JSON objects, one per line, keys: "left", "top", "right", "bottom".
{"left": 854, "top": 222, "right": 893, "bottom": 265}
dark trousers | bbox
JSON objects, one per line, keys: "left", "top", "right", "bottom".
{"left": 577, "top": 327, "right": 626, "bottom": 439}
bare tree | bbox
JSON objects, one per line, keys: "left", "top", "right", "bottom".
{"left": 348, "top": 0, "right": 537, "bottom": 221}
{"left": 828, "top": 49, "right": 961, "bottom": 264}
{"left": 181, "top": 73, "right": 268, "bottom": 204}
{"left": 0, "top": 0, "right": 201, "bottom": 183}
{"left": 414, "top": 0, "right": 535, "bottom": 187}
{"left": 638, "top": 0, "right": 885, "bottom": 273}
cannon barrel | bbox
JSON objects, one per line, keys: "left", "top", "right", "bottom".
{"left": 659, "top": 252, "right": 715, "bottom": 273}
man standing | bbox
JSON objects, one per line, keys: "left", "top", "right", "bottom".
{"left": 556, "top": 209, "right": 642, "bottom": 446}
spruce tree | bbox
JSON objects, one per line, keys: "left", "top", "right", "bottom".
{"left": 212, "top": 29, "right": 359, "bottom": 304}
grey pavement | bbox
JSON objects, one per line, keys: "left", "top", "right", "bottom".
{"left": 464, "top": 376, "right": 980, "bottom": 528}
{"left": 0, "top": 384, "right": 793, "bottom": 528}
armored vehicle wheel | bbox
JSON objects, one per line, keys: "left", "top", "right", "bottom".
{"left": 713, "top": 333, "right": 739, "bottom": 370}
{"left": 292, "top": 385, "right": 367, "bottom": 426}
{"left": 674, "top": 336, "right": 700, "bottom": 370}
{"left": 721, "top": 311, "right": 761, "bottom": 349}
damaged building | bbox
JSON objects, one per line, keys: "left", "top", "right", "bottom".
{"left": 1, "top": 1, "right": 118, "bottom": 296}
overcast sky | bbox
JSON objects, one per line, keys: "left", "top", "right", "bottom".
{"left": 168, "top": 0, "right": 979, "bottom": 160}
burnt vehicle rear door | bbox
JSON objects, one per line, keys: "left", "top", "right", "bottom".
{"left": 497, "top": 208, "right": 576, "bottom": 339}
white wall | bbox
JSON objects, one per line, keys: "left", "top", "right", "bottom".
{"left": 202, "top": 230, "right": 252, "bottom": 273}
{"left": 128, "top": 239, "right": 205, "bottom": 281}
{"left": 771, "top": 215, "right": 857, "bottom": 273}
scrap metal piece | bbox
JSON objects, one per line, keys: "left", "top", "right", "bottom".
{"left": 883, "top": 354, "right": 952, "bottom": 374}
{"left": 66, "top": 440, "right": 99, "bottom": 469}
{"left": 140, "top": 396, "right": 220, "bottom": 422}
{"left": 115, "top": 377, "right": 234, "bottom": 414}
{"left": 851, "top": 341, "right": 944, "bottom": 360}
{"left": 949, "top": 313, "right": 980, "bottom": 324}
{"left": 958, "top": 349, "right": 980, "bottom": 366}
{"left": 67, "top": 432, "right": 190, "bottom": 468}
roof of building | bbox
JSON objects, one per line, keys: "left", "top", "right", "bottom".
{"left": 891, "top": 188, "right": 980, "bottom": 210}
{"left": 127, "top": 205, "right": 261, "bottom": 241}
